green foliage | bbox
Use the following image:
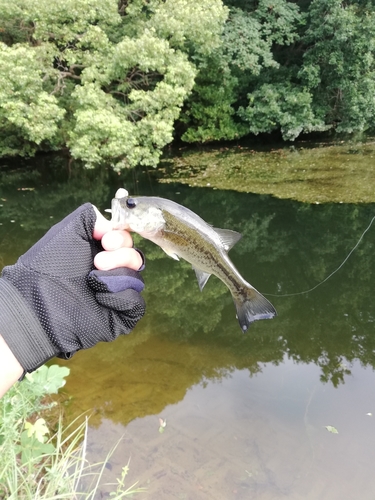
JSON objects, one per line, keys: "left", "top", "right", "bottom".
{"left": 0, "top": 364, "right": 69, "bottom": 497}
{"left": 3, "top": 0, "right": 375, "bottom": 154}
{"left": 0, "top": 364, "right": 145, "bottom": 499}
{"left": 179, "top": 0, "right": 303, "bottom": 142}
{"left": 238, "top": 82, "right": 328, "bottom": 140}
{"left": 0, "top": 43, "right": 64, "bottom": 156}
{"left": 0, "top": 0, "right": 227, "bottom": 166}
{"left": 16, "top": 419, "right": 55, "bottom": 465}
{"left": 0, "top": 365, "right": 68, "bottom": 443}
{"left": 301, "top": 0, "right": 375, "bottom": 133}
{"left": 25, "top": 365, "right": 70, "bottom": 396}
{"left": 70, "top": 33, "right": 197, "bottom": 168}
{"left": 179, "top": 54, "right": 245, "bottom": 142}
{"left": 180, "top": 0, "right": 375, "bottom": 143}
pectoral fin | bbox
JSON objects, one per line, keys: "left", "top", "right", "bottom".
{"left": 193, "top": 268, "right": 211, "bottom": 291}
{"left": 213, "top": 228, "right": 242, "bottom": 251}
{"left": 161, "top": 247, "right": 180, "bottom": 261}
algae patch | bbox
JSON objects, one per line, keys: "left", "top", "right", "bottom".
{"left": 157, "top": 142, "right": 375, "bottom": 203}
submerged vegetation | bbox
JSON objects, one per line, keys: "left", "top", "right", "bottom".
{"left": 158, "top": 140, "right": 375, "bottom": 203}
{"left": 0, "top": 365, "right": 145, "bottom": 499}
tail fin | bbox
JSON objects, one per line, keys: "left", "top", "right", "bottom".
{"left": 234, "top": 288, "right": 276, "bottom": 332}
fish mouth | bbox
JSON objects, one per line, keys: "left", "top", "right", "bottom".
{"left": 115, "top": 187, "right": 129, "bottom": 199}
{"left": 111, "top": 197, "right": 130, "bottom": 230}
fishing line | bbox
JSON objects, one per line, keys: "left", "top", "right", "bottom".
{"left": 264, "top": 214, "right": 375, "bottom": 298}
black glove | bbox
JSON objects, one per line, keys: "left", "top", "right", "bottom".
{"left": 0, "top": 203, "right": 145, "bottom": 374}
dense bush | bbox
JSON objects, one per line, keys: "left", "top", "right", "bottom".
{"left": 179, "top": 0, "right": 375, "bottom": 143}
{"left": 2, "top": 0, "right": 375, "bottom": 167}
{"left": 0, "top": 0, "right": 227, "bottom": 167}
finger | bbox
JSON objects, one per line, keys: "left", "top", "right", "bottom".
{"left": 94, "top": 247, "right": 143, "bottom": 271}
{"left": 92, "top": 207, "right": 112, "bottom": 240}
{"left": 89, "top": 268, "right": 144, "bottom": 293}
{"left": 101, "top": 230, "right": 133, "bottom": 251}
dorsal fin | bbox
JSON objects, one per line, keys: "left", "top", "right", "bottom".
{"left": 213, "top": 228, "right": 242, "bottom": 251}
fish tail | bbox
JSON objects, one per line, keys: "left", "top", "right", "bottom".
{"left": 234, "top": 287, "right": 277, "bottom": 332}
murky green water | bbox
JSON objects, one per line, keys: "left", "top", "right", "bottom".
{"left": 1, "top": 151, "right": 375, "bottom": 499}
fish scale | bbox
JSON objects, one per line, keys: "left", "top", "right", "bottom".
{"left": 162, "top": 210, "right": 254, "bottom": 300}
{"left": 111, "top": 190, "right": 277, "bottom": 331}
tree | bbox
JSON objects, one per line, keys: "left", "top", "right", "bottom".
{"left": 300, "top": 0, "right": 375, "bottom": 134}
{"left": 0, "top": 0, "right": 227, "bottom": 167}
{"left": 180, "top": 0, "right": 375, "bottom": 143}
{"left": 179, "top": 0, "right": 307, "bottom": 142}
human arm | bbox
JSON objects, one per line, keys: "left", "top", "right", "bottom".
{"left": 0, "top": 334, "right": 24, "bottom": 397}
{"left": 0, "top": 205, "right": 145, "bottom": 398}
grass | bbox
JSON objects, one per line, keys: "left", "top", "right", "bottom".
{"left": 0, "top": 365, "right": 145, "bottom": 499}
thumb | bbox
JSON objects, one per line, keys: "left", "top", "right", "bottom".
{"left": 92, "top": 206, "right": 112, "bottom": 240}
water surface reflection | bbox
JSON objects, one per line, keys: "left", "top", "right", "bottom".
{"left": 1, "top": 156, "right": 375, "bottom": 498}
{"left": 87, "top": 360, "right": 375, "bottom": 499}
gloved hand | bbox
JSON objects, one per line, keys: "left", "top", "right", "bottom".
{"left": 0, "top": 203, "right": 145, "bottom": 375}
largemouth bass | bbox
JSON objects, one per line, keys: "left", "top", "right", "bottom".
{"left": 111, "top": 188, "right": 276, "bottom": 331}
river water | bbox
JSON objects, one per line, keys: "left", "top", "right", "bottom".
{"left": 1, "top": 152, "right": 375, "bottom": 499}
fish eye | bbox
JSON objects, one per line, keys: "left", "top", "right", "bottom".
{"left": 126, "top": 198, "right": 137, "bottom": 209}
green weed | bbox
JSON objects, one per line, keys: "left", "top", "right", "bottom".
{"left": 0, "top": 365, "right": 145, "bottom": 499}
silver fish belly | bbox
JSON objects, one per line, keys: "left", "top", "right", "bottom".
{"left": 111, "top": 191, "right": 277, "bottom": 331}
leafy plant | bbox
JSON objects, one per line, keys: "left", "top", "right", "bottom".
{"left": 16, "top": 418, "right": 55, "bottom": 464}
{"left": 0, "top": 365, "right": 145, "bottom": 499}
{"left": 180, "top": 0, "right": 375, "bottom": 143}
{"left": 0, "top": 0, "right": 227, "bottom": 166}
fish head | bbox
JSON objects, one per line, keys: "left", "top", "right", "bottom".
{"left": 111, "top": 194, "right": 165, "bottom": 237}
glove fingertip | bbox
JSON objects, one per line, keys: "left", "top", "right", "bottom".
{"left": 88, "top": 268, "right": 144, "bottom": 293}
{"left": 96, "top": 288, "right": 146, "bottom": 315}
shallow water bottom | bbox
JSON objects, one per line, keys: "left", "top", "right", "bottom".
{"left": 158, "top": 141, "right": 375, "bottom": 203}
{"left": 84, "top": 356, "right": 375, "bottom": 500}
